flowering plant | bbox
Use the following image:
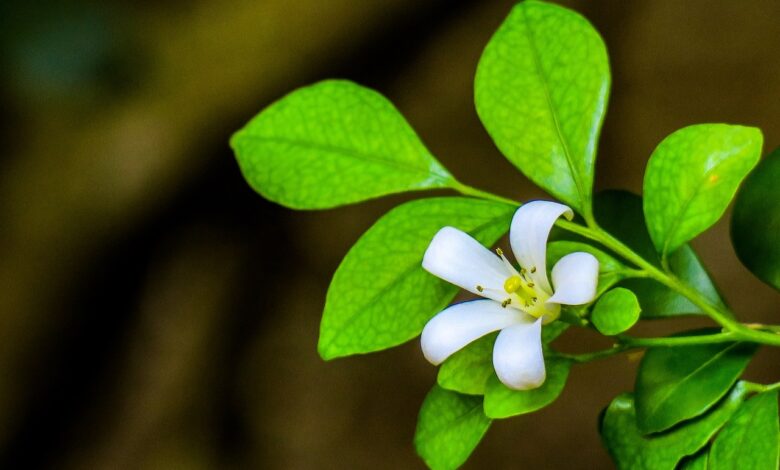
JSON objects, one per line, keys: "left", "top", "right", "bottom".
{"left": 231, "top": 1, "right": 780, "bottom": 468}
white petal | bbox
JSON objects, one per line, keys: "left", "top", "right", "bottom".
{"left": 421, "top": 300, "right": 526, "bottom": 365}
{"left": 547, "top": 252, "right": 599, "bottom": 305}
{"left": 422, "top": 226, "right": 509, "bottom": 298}
{"left": 493, "top": 318, "right": 546, "bottom": 390}
{"left": 509, "top": 201, "right": 573, "bottom": 294}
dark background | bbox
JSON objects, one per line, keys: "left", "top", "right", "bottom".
{"left": 1, "top": 0, "right": 779, "bottom": 468}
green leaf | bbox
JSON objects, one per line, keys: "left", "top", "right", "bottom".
{"left": 600, "top": 384, "right": 748, "bottom": 470}
{"left": 709, "top": 390, "right": 779, "bottom": 470}
{"left": 438, "top": 333, "right": 497, "bottom": 396}
{"left": 474, "top": 0, "right": 609, "bottom": 213}
{"left": 593, "top": 190, "right": 725, "bottom": 318}
{"left": 318, "top": 197, "right": 514, "bottom": 359}
{"left": 591, "top": 287, "right": 640, "bottom": 336}
{"left": 731, "top": 146, "right": 780, "bottom": 291}
{"left": 643, "top": 124, "right": 763, "bottom": 257}
{"left": 231, "top": 80, "right": 454, "bottom": 209}
{"left": 678, "top": 449, "right": 709, "bottom": 470}
{"left": 635, "top": 335, "right": 758, "bottom": 433}
{"left": 483, "top": 357, "right": 571, "bottom": 419}
{"left": 547, "top": 241, "right": 626, "bottom": 296}
{"left": 414, "top": 385, "right": 492, "bottom": 470}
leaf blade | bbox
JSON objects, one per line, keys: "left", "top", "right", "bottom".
{"left": 232, "top": 80, "right": 454, "bottom": 209}
{"left": 643, "top": 124, "right": 763, "bottom": 256}
{"left": 475, "top": 1, "right": 610, "bottom": 212}
{"left": 731, "top": 146, "right": 780, "bottom": 291}
{"left": 600, "top": 383, "right": 748, "bottom": 470}
{"left": 709, "top": 391, "right": 780, "bottom": 470}
{"left": 635, "top": 336, "right": 758, "bottom": 434}
{"left": 414, "top": 385, "right": 492, "bottom": 470}
{"left": 318, "top": 197, "right": 515, "bottom": 360}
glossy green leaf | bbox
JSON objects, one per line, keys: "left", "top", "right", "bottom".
{"left": 483, "top": 357, "right": 571, "bottom": 419}
{"left": 635, "top": 336, "right": 758, "bottom": 433}
{"left": 593, "top": 190, "right": 725, "bottom": 318}
{"left": 709, "top": 390, "right": 779, "bottom": 470}
{"left": 318, "top": 197, "right": 514, "bottom": 359}
{"left": 231, "top": 80, "right": 454, "bottom": 209}
{"left": 591, "top": 287, "right": 640, "bottom": 335}
{"left": 474, "top": 0, "right": 609, "bottom": 213}
{"left": 643, "top": 124, "right": 763, "bottom": 257}
{"left": 547, "top": 241, "right": 626, "bottom": 296}
{"left": 678, "top": 449, "right": 709, "bottom": 470}
{"left": 414, "top": 385, "right": 492, "bottom": 470}
{"left": 600, "top": 383, "right": 749, "bottom": 470}
{"left": 731, "top": 147, "right": 780, "bottom": 291}
{"left": 438, "top": 333, "right": 496, "bottom": 396}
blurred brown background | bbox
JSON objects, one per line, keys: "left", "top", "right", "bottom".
{"left": 1, "top": 0, "right": 779, "bottom": 468}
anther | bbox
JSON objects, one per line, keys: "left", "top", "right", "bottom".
{"left": 527, "top": 282, "right": 534, "bottom": 288}
{"left": 530, "top": 266, "right": 537, "bottom": 273}
{"left": 476, "top": 285, "right": 484, "bottom": 292}
{"left": 496, "top": 248, "right": 504, "bottom": 256}
{"left": 501, "top": 299, "right": 511, "bottom": 308}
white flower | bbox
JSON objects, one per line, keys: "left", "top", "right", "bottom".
{"left": 420, "top": 201, "right": 599, "bottom": 390}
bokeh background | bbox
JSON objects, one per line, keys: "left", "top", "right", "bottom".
{"left": 1, "top": 0, "right": 779, "bottom": 468}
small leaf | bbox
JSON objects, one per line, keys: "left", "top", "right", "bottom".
{"left": 643, "top": 124, "right": 763, "bottom": 257}
{"left": 414, "top": 385, "right": 492, "bottom": 470}
{"left": 600, "top": 383, "right": 748, "bottom": 470}
{"left": 483, "top": 357, "right": 571, "bottom": 419}
{"left": 231, "top": 80, "right": 454, "bottom": 209}
{"left": 591, "top": 287, "right": 640, "bottom": 336}
{"left": 592, "top": 190, "right": 725, "bottom": 318}
{"left": 438, "top": 333, "right": 496, "bottom": 396}
{"left": 474, "top": 0, "right": 609, "bottom": 213}
{"left": 709, "top": 390, "right": 779, "bottom": 470}
{"left": 318, "top": 197, "right": 514, "bottom": 359}
{"left": 547, "top": 241, "right": 626, "bottom": 296}
{"left": 731, "top": 146, "right": 780, "bottom": 291}
{"left": 635, "top": 334, "right": 758, "bottom": 434}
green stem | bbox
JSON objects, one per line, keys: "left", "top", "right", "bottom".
{"left": 560, "top": 332, "right": 740, "bottom": 363}
{"left": 452, "top": 183, "right": 780, "bottom": 347}
{"left": 743, "top": 380, "right": 780, "bottom": 394}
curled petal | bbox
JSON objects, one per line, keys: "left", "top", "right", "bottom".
{"left": 493, "top": 318, "right": 545, "bottom": 390}
{"left": 422, "top": 226, "right": 509, "bottom": 298}
{"left": 547, "top": 252, "right": 599, "bottom": 305}
{"left": 509, "top": 201, "right": 573, "bottom": 294}
{"left": 421, "top": 300, "right": 527, "bottom": 365}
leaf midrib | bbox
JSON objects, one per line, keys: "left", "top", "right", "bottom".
{"left": 520, "top": 6, "right": 585, "bottom": 207}
{"left": 238, "top": 133, "right": 453, "bottom": 183}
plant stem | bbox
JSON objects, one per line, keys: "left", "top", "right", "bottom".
{"left": 743, "top": 380, "right": 780, "bottom": 394}
{"left": 452, "top": 183, "right": 780, "bottom": 347}
{"left": 559, "top": 332, "right": 741, "bottom": 363}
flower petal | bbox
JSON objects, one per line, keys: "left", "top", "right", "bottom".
{"left": 509, "top": 201, "right": 573, "bottom": 293}
{"left": 422, "top": 226, "right": 509, "bottom": 298}
{"left": 421, "top": 299, "right": 526, "bottom": 365}
{"left": 493, "top": 318, "right": 545, "bottom": 390}
{"left": 547, "top": 252, "right": 599, "bottom": 305}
